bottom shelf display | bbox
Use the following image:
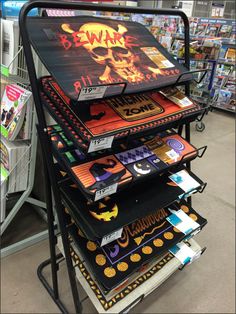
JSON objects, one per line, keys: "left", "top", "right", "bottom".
{"left": 57, "top": 237, "right": 204, "bottom": 313}
{"left": 65, "top": 200, "right": 207, "bottom": 292}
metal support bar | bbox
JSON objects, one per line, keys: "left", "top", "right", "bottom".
{"left": 26, "top": 197, "right": 47, "bottom": 209}
{"left": 37, "top": 254, "right": 69, "bottom": 314}
{"left": 1, "top": 230, "right": 49, "bottom": 258}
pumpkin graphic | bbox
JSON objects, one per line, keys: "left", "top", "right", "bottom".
{"left": 89, "top": 197, "right": 118, "bottom": 222}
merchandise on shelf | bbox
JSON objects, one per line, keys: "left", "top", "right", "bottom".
{"left": 1, "top": 18, "right": 20, "bottom": 75}
{"left": 28, "top": 16, "right": 194, "bottom": 100}
{"left": 56, "top": 162, "right": 205, "bottom": 241}
{"left": 66, "top": 199, "right": 207, "bottom": 291}
{"left": 48, "top": 124, "right": 201, "bottom": 201}
{"left": 64, "top": 237, "right": 203, "bottom": 313}
{"left": 0, "top": 137, "right": 29, "bottom": 193}
{"left": 0, "top": 83, "right": 32, "bottom": 140}
{"left": 41, "top": 76, "right": 202, "bottom": 152}
{"left": 212, "top": 88, "right": 235, "bottom": 112}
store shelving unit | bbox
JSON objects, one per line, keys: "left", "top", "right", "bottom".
{"left": 19, "top": 1, "right": 208, "bottom": 313}
{"left": 148, "top": 16, "right": 236, "bottom": 120}
{"left": 210, "top": 42, "right": 235, "bottom": 113}
{"left": 0, "top": 42, "right": 48, "bottom": 257}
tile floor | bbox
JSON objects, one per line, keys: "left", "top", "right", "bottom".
{"left": 1, "top": 110, "right": 235, "bottom": 313}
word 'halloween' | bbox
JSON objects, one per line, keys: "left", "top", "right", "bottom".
{"left": 117, "top": 208, "right": 168, "bottom": 248}
{"left": 58, "top": 30, "right": 139, "bottom": 50}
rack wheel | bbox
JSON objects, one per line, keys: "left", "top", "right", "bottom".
{"left": 196, "top": 121, "right": 205, "bottom": 132}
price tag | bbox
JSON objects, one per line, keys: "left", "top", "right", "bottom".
{"left": 88, "top": 136, "right": 114, "bottom": 153}
{"left": 101, "top": 228, "right": 123, "bottom": 247}
{"left": 169, "top": 170, "right": 200, "bottom": 193}
{"left": 179, "top": 97, "right": 193, "bottom": 107}
{"left": 94, "top": 183, "right": 118, "bottom": 201}
{"left": 167, "top": 208, "right": 200, "bottom": 235}
{"left": 161, "top": 60, "right": 174, "bottom": 68}
{"left": 166, "top": 149, "right": 179, "bottom": 162}
{"left": 78, "top": 86, "right": 107, "bottom": 101}
{"left": 169, "top": 242, "right": 196, "bottom": 265}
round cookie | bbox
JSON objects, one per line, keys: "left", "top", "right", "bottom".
{"left": 95, "top": 254, "right": 106, "bottom": 266}
{"left": 142, "top": 246, "right": 153, "bottom": 254}
{"left": 164, "top": 232, "right": 174, "bottom": 240}
{"left": 173, "top": 227, "right": 181, "bottom": 233}
{"left": 153, "top": 239, "right": 164, "bottom": 247}
{"left": 117, "top": 262, "right": 128, "bottom": 272}
{"left": 189, "top": 213, "right": 198, "bottom": 221}
{"left": 104, "top": 267, "right": 116, "bottom": 278}
{"left": 130, "top": 254, "right": 141, "bottom": 262}
{"left": 181, "top": 205, "right": 189, "bottom": 213}
{"left": 87, "top": 241, "right": 97, "bottom": 251}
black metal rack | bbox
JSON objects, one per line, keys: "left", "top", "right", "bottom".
{"left": 19, "top": 1, "right": 207, "bottom": 313}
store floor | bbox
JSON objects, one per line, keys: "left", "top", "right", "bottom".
{"left": 1, "top": 110, "right": 235, "bottom": 314}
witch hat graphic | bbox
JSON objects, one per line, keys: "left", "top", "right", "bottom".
{"left": 88, "top": 159, "right": 126, "bottom": 190}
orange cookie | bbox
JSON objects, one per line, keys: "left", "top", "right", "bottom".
{"left": 104, "top": 267, "right": 116, "bottom": 278}
{"left": 173, "top": 227, "right": 181, "bottom": 233}
{"left": 142, "top": 246, "right": 153, "bottom": 254}
{"left": 95, "top": 254, "right": 106, "bottom": 266}
{"left": 87, "top": 241, "right": 97, "bottom": 251}
{"left": 164, "top": 232, "right": 174, "bottom": 240}
{"left": 153, "top": 239, "right": 164, "bottom": 247}
{"left": 189, "top": 213, "right": 198, "bottom": 221}
{"left": 130, "top": 254, "right": 141, "bottom": 262}
{"left": 181, "top": 205, "right": 189, "bottom": 213}
{"left": 117, "top": 262, "right": 129, "bottom": 272}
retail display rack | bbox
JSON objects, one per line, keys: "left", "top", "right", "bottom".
{"left": 210, "top": 41, "right": 235, "bottom": 113}
{"left": 148, "top": 16, "right": 236, "bottom": 116}
{"left": 19, "top": 1, "right": 208, "bottom": 313}
{"left": 0, "top": 38, "right": 48, "bottom": 257}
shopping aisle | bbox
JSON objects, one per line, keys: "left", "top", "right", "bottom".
{"left": 1, "top": 110, "right": 235, "bottom": 314}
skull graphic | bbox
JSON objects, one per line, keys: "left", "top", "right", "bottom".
{"left": 61, "top": 22, "right": 145, "bottom": 83}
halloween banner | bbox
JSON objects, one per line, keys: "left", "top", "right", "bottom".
{"left": 28, "top": 16, "right": 193, "bottom": 100}
{"left": 68, "top": 200, "right": 207, "bottom": 290}
{"left": 41, "top": 76, "right": 201, "bottom": 146}
{"left": 49, "top": 125, "right": 198, "bottom": 200}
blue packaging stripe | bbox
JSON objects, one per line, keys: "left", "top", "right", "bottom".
{"left": 169, "top": 245, "right": 180, "bottom": 255}
{"left": 183, "top": 257, "right": 191, "bottom": 265}
{"left": 166, "top": 214, "right": 182, "bottom": 226}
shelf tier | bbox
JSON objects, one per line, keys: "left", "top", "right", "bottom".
{"left": 64, "top": 199, "right": 207, "bottom": 291}
{"left": 49, "top": 125, "right": 205, "bottom": 202}
{"left": 40, "top": 76, "right": 204, "bottom": 153}
{"left": 57, "top": 236, "right": 204, "bottom": 313}
{"left": 28, "top": 16, "right": 194, "bottom": 101}
{"left": 211, "top": 104, "right": 235, "bottom": 113}
{"left": 57, "top": 165, "right": 206, "bottom": 242}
